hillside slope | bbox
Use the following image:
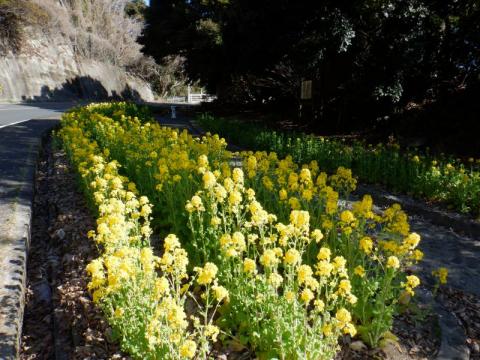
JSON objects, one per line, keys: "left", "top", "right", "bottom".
{"left": 0, "top": 36, "right": 153, "bottom": 102}
{"left": 0, "top": 0, "right": 154, "bottom": 102}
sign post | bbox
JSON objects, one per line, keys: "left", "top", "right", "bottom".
{"left": 300, "top": 80, "right": 313, "bottom": 123}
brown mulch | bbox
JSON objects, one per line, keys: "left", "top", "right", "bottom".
{"left": 439, "top": 287, "right": 480, "bottom": 359}
{"left": 392, "top": 299, "right": 440, "bottom": 359}
{"left": 20, "top": 137, "right": 128, "bottom": 360}
{"left": 336, "top": 297, "right": 440, "bottom": 360}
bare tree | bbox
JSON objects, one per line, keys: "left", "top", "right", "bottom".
{"left": 33, "top": 0, "right": 143, "bottom": 66}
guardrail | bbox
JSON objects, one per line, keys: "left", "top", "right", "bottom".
{"left": 164, "top": 94, "right": 216, "bottom": 104}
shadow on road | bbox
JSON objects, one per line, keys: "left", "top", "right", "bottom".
{"left": 0, "top": 119, "right": 59, "bottom": 205}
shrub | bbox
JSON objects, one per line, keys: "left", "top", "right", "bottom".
{"left": 60, "top": 102, "right": 424, "bottom": 358}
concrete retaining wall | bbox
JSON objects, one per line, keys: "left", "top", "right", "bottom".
{"left": 0, "top": 36, "right": 153, "bottom": 102}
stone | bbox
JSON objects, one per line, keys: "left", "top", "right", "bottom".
{"left": 349, "top": 340, "right": 367, "bottom": 351}
{"left": 55, "top": 228, "right": 66, "bottom": 240}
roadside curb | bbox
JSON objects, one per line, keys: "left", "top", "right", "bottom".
{"left": 0, "top": 118, "right": 59, "bottom": 359}
{"left": 416, "top": 289, "right": 470, "bottom": 360}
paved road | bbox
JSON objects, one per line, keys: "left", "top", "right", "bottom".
{"left": 0, "top": 103, "right": 76, "bottom": 128}
{"left": 0, "top": 102, "right": 77, "bottom": 357}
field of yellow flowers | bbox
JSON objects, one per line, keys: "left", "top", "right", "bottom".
{"left": 58, "top": 102, "right": 425, "bottom": 359}
{"left": 198, "top": 114, "right": 480, "bottom": 216}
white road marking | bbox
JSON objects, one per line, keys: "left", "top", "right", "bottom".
{"left": 0, "top": 115, "right": 60, "bottom": 129}
{"left": 0, "top": 119, "right": 35, "bottom": 129}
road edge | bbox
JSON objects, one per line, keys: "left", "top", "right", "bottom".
{"left": 0, "top": 119, "right": 59, "bottom": 359}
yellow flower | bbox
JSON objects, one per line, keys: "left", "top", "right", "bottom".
{"left": 284, "top": 290, "right": 295, "bottom": 302}
{"left": 284, "top": 248, "right": 301, "bottom": 266}
{"left": 297, "top": 265, "right": 313, "bottom": 284}
{"left": 214, "top": 185, "right": 227, "bottom": 201}
{"left": 406, "top": 275, "right": 420, "bottom": 289}
{"left": 300, "top": 288, "right": 314, "bottom": 304}
{"left": 279, "top": 189, "right": 288, "bottom": 201}
{"left": 288, "top": 197, "right": 300, "bottom": 210}
{"left": 299, "top": 168, "right": 312, "bottom": 183}
{"left": 228, "top": 191, "right": 242, "bottom": 207}
{"left": 232, "top": 232, "right": 246, "bottom": 247}
{"left": 154, "top": 277, "right": 170, "bottom": 298}
{"left": 268, "top": 273, "right": 283, "bottom": 288}
{"left": 386, "top": 256, "right": 400, "bottom": 269}
{"left": 332, "top": 256, "right": 347, "bottom": 271}
{"left": 359, "top": 236, "right": 373, "bottom": 255}
{"left": 404, "top": 232, "right": 421, "bottom": 249}
{"left": 243, "top": 258, "right": 257, "bottom": 275}
{"left": 322, "top": 219, "right": 334, "bottom": 231}
{"left": 347, "top": 294, "right": 358, "bottom": 305}
{"left": 210, "top": 217, "right": 221, "bottom": 226}
{"left": 262, "top": 176, "right": 274, "bottom": 191}
{"left": 343, "top": 323, "right": 357, "bottom": 337}
{"left": 86, "top": 258, "right": 104, "bottom": 277}
{"left": 186, "top": 195, "right": 205, "bottom": 212}
{"left": 246, "top": 155, "right": 257, "bottom": 173}
{"left": 432, "top": 267, "right": 448, "bottom": 284}
{"left": 204, "top": 324, "right": 220, "bottom": 342}
{"left": 179, "top": 340, "right": 197, "bottom": 358}
{"left": 335, "top": 308, "right": 352, "bottom": 325}
{"left": 232, "top": 168, "right": 244, "bottom": 184}
{"left": 311, "top": 229, "right": 324, "bottom": 243}
{"left": 411, "top": 249, "right": 424, "bottom": 261}
{"left": 140, "top": 204, "right": 152, "bottom": 217}
{"left": 314, "top": 299, "right": 325, "bottom": 312}
{"left": 337, "top": 279, "right": 352, "bottom": 296}
{"left": 173, "top": 174, "right": 182, "bottom": 182}
{"left": 316, "top": 172, "right": 328, "bottom": 188}
{"left": 260, "top": 249, "right": 279, "bottom": 268}
{"left": 322, "top": 323, "right": 333, "bottom": 337}
{"left": 316, "top": 260, "right": 333, "bottom": 277}
{"left": 212, "top": 285, "right": 229, "bottom": 302}
{"left": 198, "top": 154, "right": 209, "bottom": 168}
{"left": 317, "top": 247, "right": 331, "bottom": 261}
{"left": 195, "top": 262, "right": 218, "bottom": 285}
{"left": 219, "top": 234, "right": 232, "bottom": 248}
{"left": 302, "top": 189, "right": 313, "bottom": 201}
{"left": 202, "top": 171, "right": 216, "bottom": 189}
{"left": 114, "top": 307, "right": 124, "bottom": 318}
{"left": 92, "top": 289, "right": 104, "bottom": 303}
{"left": 340, "top": 210, "right": 355, "bottom": 224}
{"left": 246, "top": 188, "right": 256, "bottom": 201}
{"left": 290, "top": 210, "right": 310, "bottom": 231}
{"left": 354, "top": 265, "right": 365, "bottom": 277}
{"left": 305, "top": 276, "right": 319, "bottom": 290}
